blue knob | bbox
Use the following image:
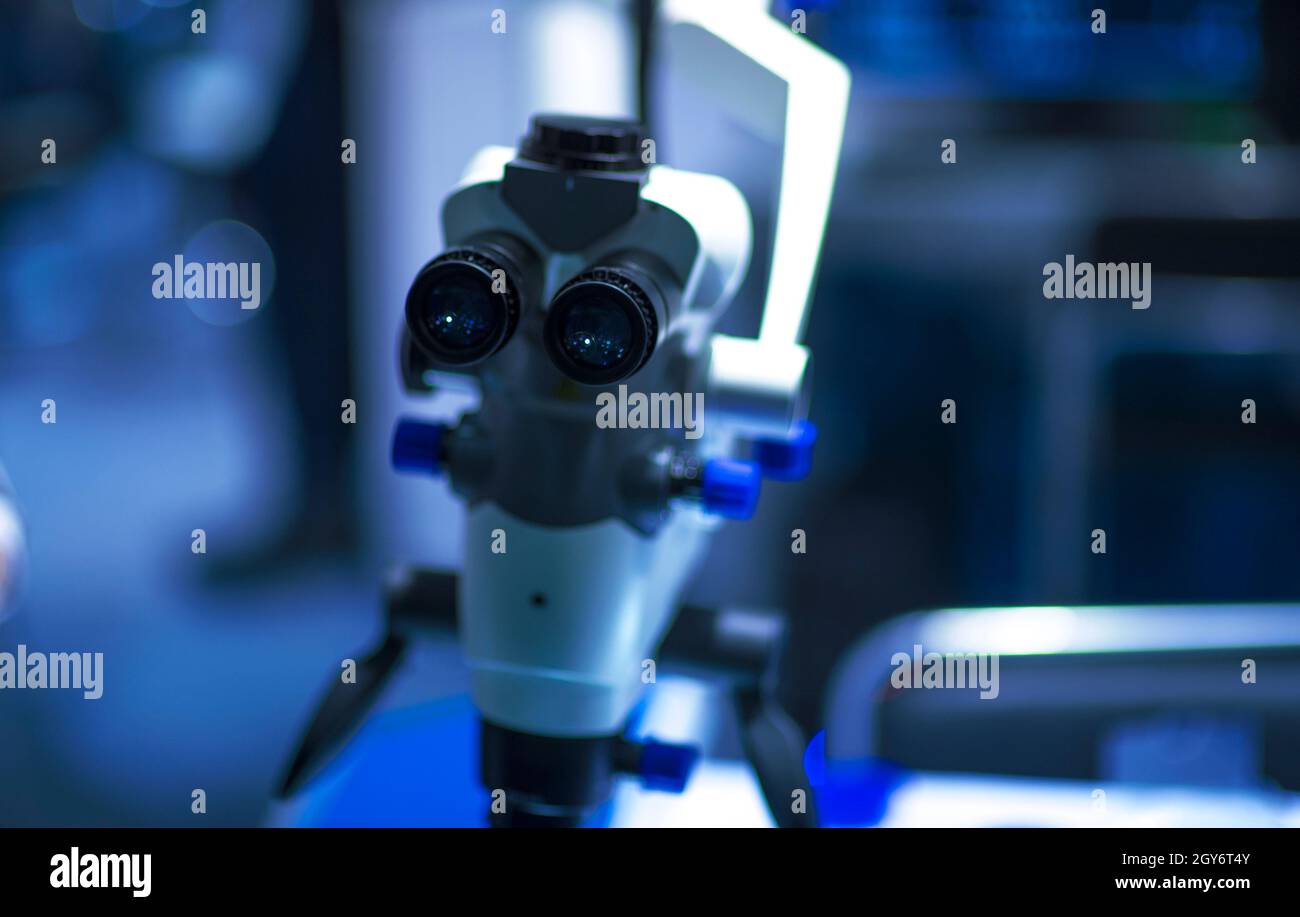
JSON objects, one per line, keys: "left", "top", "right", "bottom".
{"left": 392, "top": 419, "right": 445, "bottom": 475}
{"left": 637, "top": 739, "right": 700, "bottom": 794}
{"left": 701, "top": 458, "right": 760, "bottom": 520}
{"left": 753, "top": 420, "right": 817, "bottom": 482}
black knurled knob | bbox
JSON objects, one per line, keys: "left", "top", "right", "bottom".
{"left": 519, "top": 114, "right": 647, "bottom": 172}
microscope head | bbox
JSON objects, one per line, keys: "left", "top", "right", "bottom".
{"left": 408, "top": 116, "right": 749, "bottom": 373}
{"left": 393, "top": 114, "right": 814, "bottom": 825}
{"left": 400, "top": 114, "right": 764, "bottom": 530}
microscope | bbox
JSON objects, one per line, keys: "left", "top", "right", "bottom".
{"left": 392, "top": 113, "right": 819, "bottom": 826}
{"left": 279, "top": 1, "right": 849, "bottom": 827}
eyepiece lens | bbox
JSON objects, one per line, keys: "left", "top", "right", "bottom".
{"left": 422, "top": 272, "right": 497, "bottom": 351}
{"left": 559, "top": 297, "right": 633, "bottom": 370}
{"left": 544, "top": 261, "right": 670, "bottom": 385}
{"left": 405, "top": 240, "right": 532, "bottom": 366}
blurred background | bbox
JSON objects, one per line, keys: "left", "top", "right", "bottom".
{"left": 1, "top": 0, "right": 1298, "bottom": 827}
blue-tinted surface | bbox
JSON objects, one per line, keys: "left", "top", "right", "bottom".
{"left": 295, "top": 694, "right": 619, "bottom": 828}
{"left": 296, "top": 694, "right": 490, "bottom": 828}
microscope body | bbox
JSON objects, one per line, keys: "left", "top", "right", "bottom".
{"left": 394, "top": 116, "right": 810, "bottom": 823}
{"left": 434, "top": 138, "right": 750, "bottom": 739}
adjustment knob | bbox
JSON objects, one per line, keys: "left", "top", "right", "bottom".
{"left": 753, "top": 420, "right": 817, "bottom": 482}
{"left": 391, "top": 419, "right": 446, "bottom": 476}
{"left": 634, "top": 740, "right": 700, "bottom": 794}
{"left": 518, "top": 113, "right": 647, "bottom": 172}
{"left": 701, "top": 458, "right": 760, "bottom": 520}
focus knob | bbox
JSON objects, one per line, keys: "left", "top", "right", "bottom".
{"left": 391, "top": 419, "right": 446, "bottom": 476}
{"left": 519, "top": 114, "right": 647, "bottom": 173}
{"left": 700, "top": 458, "right": 761, "bottom": 520}
{"left": 753, "top": 420, "right": 818, "bottom": 482}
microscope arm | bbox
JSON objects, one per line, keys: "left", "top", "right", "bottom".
{"left": 662, "top": 0, "right": 851, "bottom": 347}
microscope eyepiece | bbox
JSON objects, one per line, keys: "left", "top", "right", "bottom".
{"left": 405, "top": 234, "right": 538, "bottom": 366}
{"left": 543, "top": 253, "right": 677, "bottom": 385}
